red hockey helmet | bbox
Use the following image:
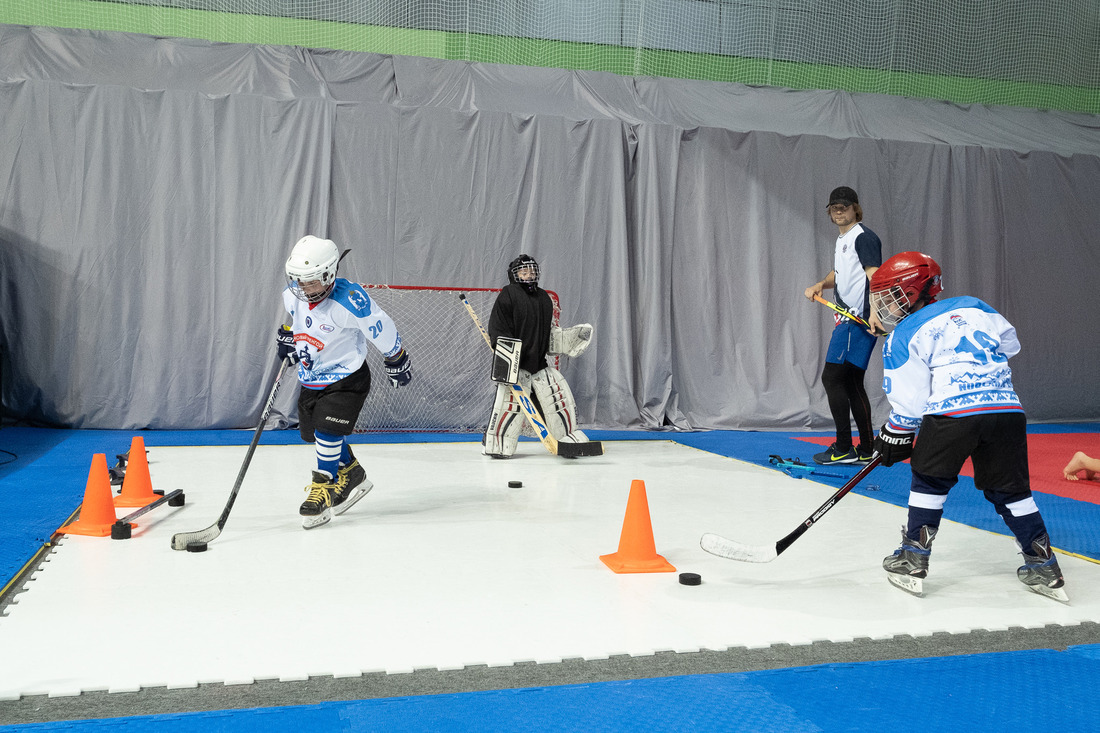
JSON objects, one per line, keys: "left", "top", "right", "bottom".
{"left": 869, "top": 251, "right": 943, "bottom": 329}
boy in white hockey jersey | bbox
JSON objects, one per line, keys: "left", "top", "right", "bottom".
{"left": 278, "top": 235, "right": 412, "bottom": 529}
{"left": 869, "top": 251, "right": 1066, "bottom": 601}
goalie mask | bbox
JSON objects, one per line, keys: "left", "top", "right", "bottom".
{"left": 508, "top": 254, "right": 540, "bottom": 294}
{"left": 286, "top": 235, "right": 340, "bottom": 304}
{"left": 869, "top": 251, "right": 943, "bottom": 330}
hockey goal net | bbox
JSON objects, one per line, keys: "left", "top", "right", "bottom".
{"left": 353, "top": 285, "right": 559, "bottom": 433}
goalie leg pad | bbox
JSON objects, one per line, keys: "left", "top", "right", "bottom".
{"left": 484, "top": 373, "right": 530, "bottom": 457}
{"left": 531, "top": 367, "right": 586, "bottom": 442}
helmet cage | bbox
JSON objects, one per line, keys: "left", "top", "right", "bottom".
{"left": 508, "top": 256, "right": 540, "bottom": 293}
{"left": 870, "top": 285, "right": 913, "bottom": 330}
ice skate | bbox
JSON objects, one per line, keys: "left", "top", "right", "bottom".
{"left": 332, "top": 458, "right": 372, "bottom": 516}
{"left": 883, "top": 525, "right": 936, "bottom": 596}
{"left": 1018, "top": 533, "right": 1069, "bottom": 603}
{"left": 300, "top": 471, "right": 335, "bottom": 529}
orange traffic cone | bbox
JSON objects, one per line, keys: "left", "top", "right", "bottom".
{"left": 600, "top": 479, "right": 676, "bottom": 574}
{"left": 114, "top": 436, "right": 158, "bottom": 508}
{"left": 58, "top": 453, "right": 119, "bottom": 537}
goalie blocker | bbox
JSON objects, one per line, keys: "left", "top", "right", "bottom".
{"left": 492, "top": 336, "right": 521, "bottom": 384}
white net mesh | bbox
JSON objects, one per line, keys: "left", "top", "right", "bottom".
{"left": 353, "top": 285, "right": 559, "bottom": 433}
{"left": 3, "top": 1, "right": 1097, "bottom": 113}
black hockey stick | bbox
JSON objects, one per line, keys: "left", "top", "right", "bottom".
{"left": 170, "top": 356, "right": 294, "bottom": 550}
{"left": 701, "top": 454, "right": 881, "bottom": 562}
{"left": 459, "top": 293, "right": 602, "bottom": 459}
{"left": 112, "top": 489, "right": 185, "bottom": 539}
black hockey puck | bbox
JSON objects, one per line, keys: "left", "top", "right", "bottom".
{"left": 679, "top": 572, "right": 701, "bottom": 586}
{"left": 110, "top": 521, "right": 132, "bottom": 540}
{"left": 185, "top": 542, "right": 208, "bottom": 553}
{"left": 508, "top": 480, "right": 523, "bottom": 488}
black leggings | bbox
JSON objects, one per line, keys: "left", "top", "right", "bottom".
{"left": 821, "top": 361, "right": 874, "bottom": 449}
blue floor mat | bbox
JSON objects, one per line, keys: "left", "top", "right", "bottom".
{"left": 4, "top": 644, "right": 1100, "bottom": 732}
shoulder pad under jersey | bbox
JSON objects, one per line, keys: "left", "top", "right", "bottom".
{"left": 327, "top": 279, "right": 374, "bottom": 317}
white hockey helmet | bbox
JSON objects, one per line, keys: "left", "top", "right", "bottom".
{"left": 285, "top": 235, "right": 340, "bottom": 303}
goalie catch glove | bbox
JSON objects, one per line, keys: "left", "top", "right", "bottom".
{"left": 873, "top": 425, "right": 915, "bottom": 467}
{"left": 548, "top": 324, "right": 594, "bottom": 358}
{"left": 276, "top": 325, "right": 300, "bottom": 364}
{"left": 384, "top": 348, "right": 412, "bottom": 388}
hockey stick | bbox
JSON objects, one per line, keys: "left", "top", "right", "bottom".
{"left": 767, "top": 455, "right": 845, "bottom": 480}
{"left": 701, "top": 454, "right": 881, "bottom": 562}
{"left": 811, "top": 293, "right": 883, "bottom": 334}
{"left": 170, "top": 356, "right": 294, "bottom": 550}
{"left": 459, "top": 293, "right": 602, "bottom": 459}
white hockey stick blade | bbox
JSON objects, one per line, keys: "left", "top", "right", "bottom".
{"left": 700, "top": 533, "right": 779, "bottom": 563}
{"left": 302, "top": 508, "right": 333, "bottom": 530}
{"left": 333, "top": 480, "right": 373, "bottom": 516}
{"left": 886, "top": 572, "right": 924, "bottom": 596}
{"left": 1025, "top": 583, "right": 1070, "bottom": 604}
{"left": 170, "top": 526, "right": 221, "bottom": 551}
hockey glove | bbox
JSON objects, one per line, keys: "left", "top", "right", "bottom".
{"left": 873, "top": 425, "right": 915, "bottom": 467}
{"left": 276, "top": 325, "right": 300, "bottom": 364}
{"left": 384, "top": 348, "right": 412, "bottom": 388}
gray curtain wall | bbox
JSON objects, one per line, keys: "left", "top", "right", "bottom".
{"left": 1, "top": 25, "right": 1098, "bottom": 430}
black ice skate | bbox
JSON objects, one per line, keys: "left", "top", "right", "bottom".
{"left": 300, "top": 471, "right": 336, "bottom": 529}
{"left": 883, "top": 525, "right": 936, "bottom": 596}
{"left": 332, "top": 457, "right": 373, "bottom": 516}
{"left": 1017, "top": 533, "right": 1069, "bottom": 603}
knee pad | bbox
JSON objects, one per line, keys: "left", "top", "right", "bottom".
{"left": 483, "top": 375, "right": 530, "bottom": 457}
{"left": 531, "top": 367, "right": 583, "bottom": 441}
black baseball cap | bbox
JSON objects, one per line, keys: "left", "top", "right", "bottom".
{"left": 827, "top": 186, "right": 859, "bottom": 207}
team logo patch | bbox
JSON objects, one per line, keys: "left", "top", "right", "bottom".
{"left": 305, "top": 316, "right": 313, "bottom": 328}
{"left": 320, "top": 324, "right": 334, "bottom": 333}
{"left": 348, "top": 288, "right": 371, "bottom": 314}
{"left": 950, "top": 314, "right": 967, "bottom": 327}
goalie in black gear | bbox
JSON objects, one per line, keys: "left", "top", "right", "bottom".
{"left": 483, "top": 255, "right": 594, "bottom": 458}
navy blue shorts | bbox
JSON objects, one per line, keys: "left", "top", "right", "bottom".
{"left": 825, "top": 320, "right": 877, "bottom": 370}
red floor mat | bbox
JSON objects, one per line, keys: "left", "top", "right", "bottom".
{"left": 799, "top": 433, "right": 1100, "bottom": 505}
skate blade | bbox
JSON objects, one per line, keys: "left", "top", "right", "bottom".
{"left": 887, "top": 572, "right": 923, "bottom": 596}
{"left": 333, "top": 481, "right": 374, "bottom": 516}
{"left": 301, "top": 508, "right": 333, "bottom": 530}
{"left": 1026, "top": 583, "right": 1070, "bottom": 604}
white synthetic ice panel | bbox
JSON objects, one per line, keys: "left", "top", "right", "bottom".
{"left": 1, "top": 441, "right": 1096, "bottom": 699}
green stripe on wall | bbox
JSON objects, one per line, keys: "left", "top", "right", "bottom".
{"left": 3, "top": 1, "right": 1097, "bottom": 114}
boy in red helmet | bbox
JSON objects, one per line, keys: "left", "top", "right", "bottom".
{"left": 869, "top": 251, "right": 1066, "bottom": 601}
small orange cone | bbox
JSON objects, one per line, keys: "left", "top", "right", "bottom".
{"left": 114, "top": 436, "right": 158, "bottom": 508}
{"left": 58, "top": 454, "right": 119, "bottom": 537}
{"left": 600, "top": 479, "right": 677, "bottom": 574}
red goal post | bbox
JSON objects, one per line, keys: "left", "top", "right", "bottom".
{"left": 353, "top": 285, "right": 560, "bottom": 433}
